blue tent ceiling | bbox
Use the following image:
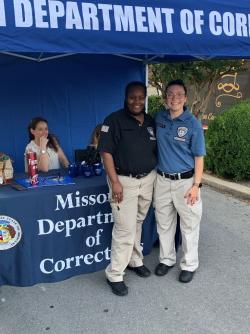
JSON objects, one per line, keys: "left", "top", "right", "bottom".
{"left": 1, "top": 0, "right": 250, "bottom": 61}
{"left": 0, "top": 51, "right": 202, "bottom": 63}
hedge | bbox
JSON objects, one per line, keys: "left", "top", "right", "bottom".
{"left": 205, "top": 100, "right": 250, "bottom": 181}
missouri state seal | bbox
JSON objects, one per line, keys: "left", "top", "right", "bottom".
{"left": 0, "top": 215, "right": 22, "bottom": 250}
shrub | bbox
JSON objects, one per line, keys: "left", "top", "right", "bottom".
{"left": 148, "top": 95, "right": 164, "bottom": 118}
{"left": 205, "top": 100, "right": 250, "bottom": 180}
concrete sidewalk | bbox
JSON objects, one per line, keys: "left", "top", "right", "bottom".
{"left": 202, "top": 172, "right": 250, "bottom": 200}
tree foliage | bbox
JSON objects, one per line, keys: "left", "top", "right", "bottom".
{"left": 148, "top": 95, "right": 164, "bottom": 118}
{"left": 149, "top": 60, "right": 246, "bottom": 118}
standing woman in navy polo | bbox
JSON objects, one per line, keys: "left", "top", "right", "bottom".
{"left": 98, "top": 82, "right": 157, "bottom": 296}
{"left": 154, "top": 79, "right": 206, "bottom": 283}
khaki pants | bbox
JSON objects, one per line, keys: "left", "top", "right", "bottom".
{"left": 106, "top": 170, "right": 156, "bottom": 282}
{"left": 154, "top": 174, "right": 202, "bottom": 272}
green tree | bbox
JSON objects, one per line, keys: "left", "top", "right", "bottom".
{"left": 149, "top": 60, "right": 246, "bottom": 118}
{"left": 147, "top": 95, "right": 164, "bottom": 118}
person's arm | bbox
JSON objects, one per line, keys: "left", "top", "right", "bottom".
{"left": 193, "top": 156, "right": 204, "bottom": 186}
{"left": 37, "top": 136, "right": 49, "bottom": 172}
{"left": 184, "top": 156, "right": 204, "bottom": 205}
{"left": 58, "top": 147, "right": 69, "bottom": 168}
{"left": 101, "top": 152, "right": 123, "bottom": 203}
{"left": 185, "top": 119, "right": 206, "bottom": 205}
{"left": 24, "top": 150, "right": 28, "bottom": 172}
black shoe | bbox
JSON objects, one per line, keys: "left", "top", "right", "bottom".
{"left": 155, "top": 263, "right": 174, "bottom": 276}
{"left": 179, "top": 270, "right": 195, "bottom": 283}
{"left": 107, "top": 279, "right": 128, "bottom": 296}
{"left": 127, "top": 265, "right": 151, "bottom": 277}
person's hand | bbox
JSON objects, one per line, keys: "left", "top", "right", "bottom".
{"left": 184, "top": 185, "right": 199, "bottom": 206}
{"left": 112, "top": 180, "right": 123, "bottom": 203}
{"left": 39, "top": 136, "right": 49, "bottom": 150}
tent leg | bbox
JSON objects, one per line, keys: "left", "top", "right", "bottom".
{"left": 145, "top": 63, "right": 149, "bottom": 113}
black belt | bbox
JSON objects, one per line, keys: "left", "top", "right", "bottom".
{"left": 157, "top": 169, "right": 194, "bottom": 180}
{"left": 117, "top": 171, "right": 150, "bottom": 179}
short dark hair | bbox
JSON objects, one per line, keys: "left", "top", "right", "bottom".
{"left": 125, "top": 81, "right": 147, "bottom": 98}
{"left": 165, "top": 79, "right": 187, "bottom": 96}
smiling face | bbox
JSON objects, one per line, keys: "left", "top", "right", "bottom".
{"left": 126, "top": 86, "right": 146, "bottom": 116}
{"left": 165, "top": 84, "right": 187, "bottom": 117}
{"left": 30, "top": 121, "right": 49, "bottom": 141}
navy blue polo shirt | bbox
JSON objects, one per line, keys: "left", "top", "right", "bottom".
{"left": 155, "top": 107, "right": 206, "bottom": 173}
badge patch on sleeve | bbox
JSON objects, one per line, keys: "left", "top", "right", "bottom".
{"left": 101, "top": 125, "right": 109, "bottom": 133}
{"left": 177, "top": 127, "right": 188, "bottom": 137}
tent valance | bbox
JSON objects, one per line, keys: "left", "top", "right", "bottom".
{"left": 1, "top": 0, "right": 250, "bottom": 60}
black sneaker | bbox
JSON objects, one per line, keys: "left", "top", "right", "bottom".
{"left": 127, "top": 265, "right": 151, "bottom": 277}
{"left": 154, "top": 263, "right": 174, "bottom": 276}
{"left": 179, "top": 270, "right": 195, "bottom": 283}
{"left": 106, "top": 279, "right": 128, "bottom": 296}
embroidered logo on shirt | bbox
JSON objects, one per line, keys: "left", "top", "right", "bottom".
{"left": 177, "top": 127, "right": 188, "bottom": 137}
{"left": 147, "top": 127, "right": 155, "bottom": 137}
{"left": 101, "top": 125, "right": 109, "bottom": 133}
{"left": 174, "top": 136, "right": 186, "bottom": 142}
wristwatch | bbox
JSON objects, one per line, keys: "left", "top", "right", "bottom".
{"left": 41, "top": 149, "right": 46, "bottom": 154}
{"left": 193, "top": 182, "right": 202, "bottom": 188}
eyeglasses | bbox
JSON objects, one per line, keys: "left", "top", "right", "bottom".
{"left": 166, "top": 93, "right": 186, "bottom": 99}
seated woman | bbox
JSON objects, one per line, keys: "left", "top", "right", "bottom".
{"left": 24, "top": 117, "right": 69, "bottom": 172}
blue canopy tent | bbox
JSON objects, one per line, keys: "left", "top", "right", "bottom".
{"left": 1, "top": 0, "right": 250, "bottom": 171}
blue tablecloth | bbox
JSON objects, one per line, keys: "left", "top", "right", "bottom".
{"left": 0, "top": 173, "right": 157, "bottom": 286}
